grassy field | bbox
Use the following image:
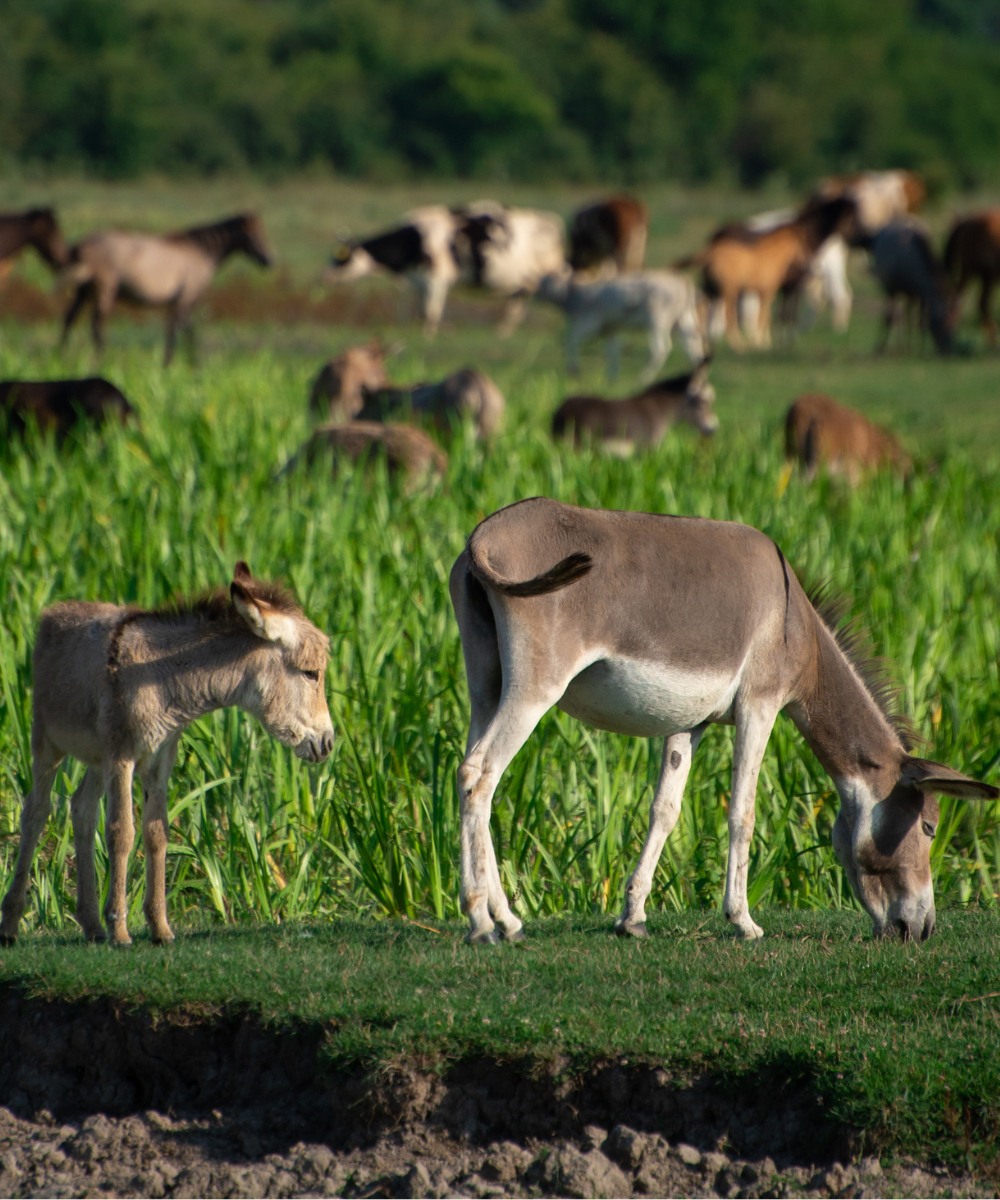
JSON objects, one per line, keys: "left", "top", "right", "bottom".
{"left": 3, "top": 911, "right": 1000, "bottom": 1169}
{"left": 0, "top": 176, "right": 999, "bottom": 941}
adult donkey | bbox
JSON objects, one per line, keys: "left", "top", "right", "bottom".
{"left": 0, "top": 208, "right": 69, "bottom": 279}
{"left": 451, "top": 499, "right": 996, "bottom": 945}
{"left": 0, "top": 563, "right": 333, "bottom": 948}
{"left": 62, "top": 213, "right": 272, "bottom": 365}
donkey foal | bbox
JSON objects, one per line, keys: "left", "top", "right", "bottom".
{"left": 0, "top": 563, "right": 334, "bottom": 948}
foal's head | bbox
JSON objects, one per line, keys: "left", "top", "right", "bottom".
{"left": 229, "top": 562, "right": 333, "bottom": 762}
{"left": 833, "top": 756, "right": 996, "bottom": 942}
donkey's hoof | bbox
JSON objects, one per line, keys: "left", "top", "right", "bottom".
{"left": 150, "top": 933, "right": 175, "bottom": 946}
{"left": 0, "top": 932, "right": 18, "bottom": 948}
{"left": 465, "top": 929, "right": 500, "bottom": 946}
{"left": 500, "top": 927, "right": 526, "bottom": 943}
{"left": 83, "top": 930, "right": 108, "bottom": 944}
{"left": 614, "top": 921, "right": 648, "bottom": 939}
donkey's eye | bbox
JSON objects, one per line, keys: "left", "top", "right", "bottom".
{"left": 302, "top": 669, "right": 321, "bottom": 683}
{"left": 921, "top": 821, "right": 936, "bottom": 838}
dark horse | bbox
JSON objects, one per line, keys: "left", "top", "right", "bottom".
{"left": 1, "top": 378, "right": 134, "bottom": 443}
{"left": 0, "top": 208, "right": 69, "bottom": 278}
{"left": 62, "top": 214, "right": 272, "bottom": 365}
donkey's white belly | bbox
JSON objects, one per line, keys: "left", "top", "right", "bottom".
{"left": 557, "top": 656, "right": 739, "bottom": 737}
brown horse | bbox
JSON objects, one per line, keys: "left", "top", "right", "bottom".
{"left": 677, "top": 197, "right": 858, "bottom": 350}
{"left": 62, "top": 214, "right": 272, "bottom": 364}
{"left": 0, "top": 208, "right": 68, "bottom": 280}
{"left": 945, "top": 210, "right": 1000, "bottom": 346}
{"left": 569, "top": 196, "right": 649, "bottom": 275}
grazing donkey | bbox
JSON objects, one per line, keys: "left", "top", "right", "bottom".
{"left": 62, "top": 213, "right": 272, "bottom": 365}
{"left": 785, "top": 394, "right": 911, "bottom": 484}
{"left": 0, "top": 208, "right": 69, "bottom": 279}
{"left": 0, "top": 563, "right": 334, "bottom": 948}
{"left": 358, "top": 368, "right": 505, "bottom": 441}
{"left": 450, "top": 498, "right": 996, "bottom": 945}
{"left": 1, "top": 377, "right": 134, "bottom": 442}
{"left": 280, "top": 421, "right": 447, "bottom": 490}
{"left": 552, "top": 362, "right": 718, "bottom": 452}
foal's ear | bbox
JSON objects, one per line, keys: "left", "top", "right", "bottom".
{"left": 233, "top": 560, "right": 253, "bottom": 585}
{"left": 231, "top": 572, "right": 300, "bottom": 651}
{"left": 901, "top": 756, "right": 999, "bottom": 800}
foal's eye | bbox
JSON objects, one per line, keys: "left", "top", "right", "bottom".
{"left": 921, "top": 821, "right": 936, "bottom": 838}
{"left": 302, "top": 668, "right": 321, "bottom": 683}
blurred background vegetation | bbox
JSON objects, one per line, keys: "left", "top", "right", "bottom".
{"left": 1, "top": 0, "right": 999, "bottom": 189}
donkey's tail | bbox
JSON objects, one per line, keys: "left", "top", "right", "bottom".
{"left": 467, "top": 546, "right": 593, "bottom": 597}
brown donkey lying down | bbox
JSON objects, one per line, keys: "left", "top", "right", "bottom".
{"left": 281, "top": 420, "right": 447, "bottom": 489}
{"left": 552, "top": 361, "right": 717, "bottom": 451}
{"left": 0, "top": 564, "right": 334, "bottom": 948}
{"left": 1, "top": 377, "right": 134, "bottom": 441}
{"left": 451, "top": 498, "right": 996, "bottom": 945}
{"left": 309, "top": 341, "right": 392, "bottom": 421}
{"left": 785, "top": 393, "right": 911, "bottom": 483}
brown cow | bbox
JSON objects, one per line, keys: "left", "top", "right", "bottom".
{"left": 569, "top": 196, "right": 649, "bottom": 275}
{"left": 309, "top": 342, "right": 392, "bottom": 420}
{"left": 784, "top": 394, "right": 911, "bottom": 485}
{"left": 944, "top": 210, "right": 1000, "bottom": 346}
{"left": 0, "top": 208, "right": 69, "bottom": 280}
{"left": 1, "top": 378, "right": 134, "bottom": 442}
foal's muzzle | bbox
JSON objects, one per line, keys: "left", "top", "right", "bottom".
{"left": 296, "top": 731, "right": 335, "bottom": 763}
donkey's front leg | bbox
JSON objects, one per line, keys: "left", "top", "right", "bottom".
{"left": 723, "top": 702, "right": 779, "bottom": 939}
{"left": 139, "top": 741, "right": 179, "bottom": 945}
{"left": 616, "top": 727, "right": 703, "bottom": 938}
{"left": 70, "top": 768, "right": 107, "bottom": 941}
{"left": 0, "top": 743, "right": 60, "bottom": 944}
{"left": 103, "top": 759, "right": 136, "bottom": 946}
{"left": 458, "top": 697, "right": 552, "bottom": 944}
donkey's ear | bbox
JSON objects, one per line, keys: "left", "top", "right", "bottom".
{"left": 901, "top": 756, "right": 999, "bottom": 800}
{"left": 231, "top": 579, "right": 300, "bottom": 650}
{"left": 233, "top": 561, "right": 253, "bottom": 585}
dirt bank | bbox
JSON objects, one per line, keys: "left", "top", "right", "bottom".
{"left": 0, "top": 984, "right": 990, "bottom": 1199}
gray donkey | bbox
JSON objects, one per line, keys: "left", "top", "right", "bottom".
{"left": 0, "top": 563, "right": 334, "bottom": 948}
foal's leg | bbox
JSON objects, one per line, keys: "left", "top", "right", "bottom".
{"left": 615, "top": 727, "right": 704, "bottom": 937}
{"left": 139, "top": 740, "right": 179, "bottom": 944}
{"left": 60, "top": 285, "right": 91, "bottom": 347}
{"left": 0, "top": 740, "right": 61, "bottom": 944}
{"left": 980, "top": 277, "right": 997, "bottom": 347}
{"left": 103, "top": 759, "right": 136, "bottom": 946}
{"left": 723, "top": 699, "right": 780, "bottom": 939}
{"left": 91, "top": 281, "right": 116, "bottom": 353}
{"left": 70, "top": 768, "right": 106, "bottom": 941}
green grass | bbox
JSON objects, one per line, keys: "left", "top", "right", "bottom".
{"left": 3, "top": 911, "right": 1000, "bottom": 1169}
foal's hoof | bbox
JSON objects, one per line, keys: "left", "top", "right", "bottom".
{"left": 150, "top": 932, "right": 175, "bottom": 946}
{"left": 84, "top": 930, "right": 108, "bottom": 944}
{"left": 500, "top": 927, "right": 526, "bottom": 944}
{"left": 465, "top": 929, "right": 501, "bottom": 946}
{"left": 0, "top": 933, "right": 17, "bottom": 948}
{"left": 614, "top": 920, "right": 648, "bottom": 939}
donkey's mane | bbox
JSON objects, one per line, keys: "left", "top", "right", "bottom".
{"left": 154, "top": 578, "right": 303, "bottom": 625}
{"left": 807, "top": 582, "right": 919, "bottom": 750}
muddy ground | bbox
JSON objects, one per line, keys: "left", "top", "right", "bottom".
{"left": 0, "top": 984, "right": 993, "bottom": 1199}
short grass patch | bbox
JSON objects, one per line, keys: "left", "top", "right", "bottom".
{"left": 3, "top": 911, "right": 1000, "bottom": 1170}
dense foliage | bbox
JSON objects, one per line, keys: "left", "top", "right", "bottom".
{"left": 2, "top": 0, "right": 1000, "bottom": 186}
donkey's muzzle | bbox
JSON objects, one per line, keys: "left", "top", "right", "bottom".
{"left": 296, "top": 730, "right": 335, "bottom": 763}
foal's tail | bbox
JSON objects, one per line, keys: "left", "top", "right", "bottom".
{"left": 467, "top": 545, "right": 593, "bottom": 597}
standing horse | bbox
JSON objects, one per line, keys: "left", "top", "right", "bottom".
{"left": 62, "top": 214, "right": 272, "bottom": 365}
{"left": 0, "top": 208, "right": 68, "bottom": 280}
{"left": 450, "top": 498, "right": 996, "bottom": 945}
{"left": 944, "top": 210, "right": 1000, "bottom": 346}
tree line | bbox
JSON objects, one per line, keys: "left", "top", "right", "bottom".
{"left": 1, "top": 0, "right": 999, "bottom": 187}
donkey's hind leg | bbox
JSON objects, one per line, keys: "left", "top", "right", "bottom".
{"left": 61, "top": 284, "right": 91, "bottom": 347}
{"left": 0, "top": 738, "right": 61, "bottom": 944}
{"left": 616, "top": 726, "right": 704, "bottom": 938}
{"left": 139, "top": 739, "right": 179, "bottom": 944}
{"left": 70, "top": 768, "right": 106, "bottom": 941}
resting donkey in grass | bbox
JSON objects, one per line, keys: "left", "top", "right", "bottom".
{"left": 0, "top": 563, "right": 333, "bottom": 948}
{"left": 451, "top": 498, "right": 996, "bottom": 945}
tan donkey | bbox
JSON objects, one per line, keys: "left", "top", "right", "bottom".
{"left": 450, "top": 499, "right": 996, "bottom": 945}
{"left": 0, "top": 563, "right": 334, "bottom": 947}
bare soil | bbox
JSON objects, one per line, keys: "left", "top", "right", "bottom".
{"left": 0, "top": 983, "right": 992, "bottom": 1199}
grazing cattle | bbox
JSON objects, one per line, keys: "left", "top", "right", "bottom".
{"left": 0, "top": 208, "right": 68, "bottom": 280}
{"left": 280, "top": 421, "right": 447, "bottom": 490}
{"left": 865, "top": 219, "right": 953, "bottom": 354}
{"left": 324, "top": 202, "right": 566, "bottom": 336}
{"left": 359, "top": 368, "right": 505, "bottom": 441}
{"left": 1, "top": 377, "right": 134, "bottom": 442}
{"left": 62, "top": 213, "right": 272, "bottom": 365}
{"left": 944, "top": 210, "right": 1000, "bottom": 346}
{"left": 450, "top": 497, "right": 997, "bottom": 945}
{"left": 784, "top": 394, "right": 911, "bottom": 484}
{"left": 552, "top": 361, "right": 717, "bottom": 452}
{"left": 309, "top": 342, "right": 392, "bottom": 421}
{"left": 536, "top": 269, "right": 706, "bottom": 381}
{"left": 676, "top": 197, "right": 858, "bottom": 350}
{"left": 0, "top": 563, "right": 333, "bottom": 948}
{"left": 814, "top": 170, "right": 925, "bottom": 236}
{"left": 569, "top": 195, "right": 649, "bottom": 276}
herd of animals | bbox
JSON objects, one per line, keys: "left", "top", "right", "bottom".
{"left": 0, "top": 170, "right": 998, "bottom": 951}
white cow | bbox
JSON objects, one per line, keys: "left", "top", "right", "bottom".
{"left": 536, "top": 268, "right": 706, "bottom": 381}
{"left": 323, "top": 201, "right": 566, "bottom": 336}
